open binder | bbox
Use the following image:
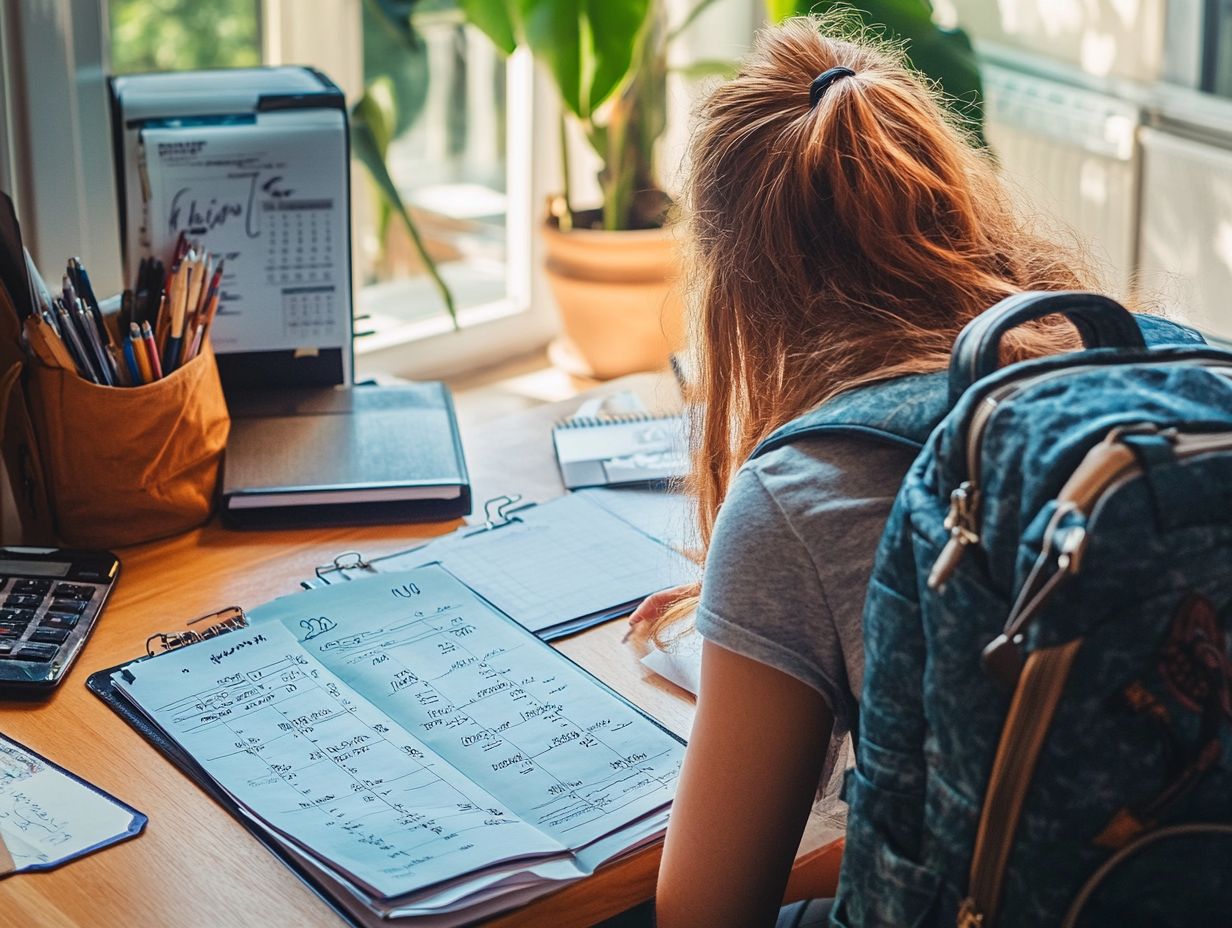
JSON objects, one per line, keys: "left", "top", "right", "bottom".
{"left": 309, "top": 491, "right": 697, "bottom": 640}
{"left": 87, "top": 567, "right": 686, "bottom": 927}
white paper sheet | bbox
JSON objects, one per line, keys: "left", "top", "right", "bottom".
{"left": 256, "top": 565, "right": 684, "bottom": 848}
{"left": 579, "top": 487, "right": 697, "bottom": 553}
{"left": 0, "top": 734, "right": 144, "bottom": 873}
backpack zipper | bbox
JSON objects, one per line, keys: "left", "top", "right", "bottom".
{"left": 928, "top": 361, "right": 1232, "bottom": 591}
{"left": 960, "top": 638, "right": 1085, "bottom": 928}
{"left": 929, "top": 365, "right": 1099, "bottom": 590}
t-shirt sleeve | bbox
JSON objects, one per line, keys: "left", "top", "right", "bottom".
{"left": 695, "top": 464, "right": 853, "bottom": 729}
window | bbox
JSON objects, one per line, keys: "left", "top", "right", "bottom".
{"left": 6, "top": 0, "right": 554, "bottom": 380}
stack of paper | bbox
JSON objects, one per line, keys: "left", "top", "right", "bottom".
{"left": 107, "top": 566, "right": 684, "bottom": 925}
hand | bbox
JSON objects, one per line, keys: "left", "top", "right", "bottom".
{"left": 625, "top": 584, "right": 694, "bottom": 642}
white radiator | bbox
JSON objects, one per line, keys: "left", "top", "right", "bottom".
{"left": 944, "top": 0, "right": 1168, "bottom": 82}
{"left": 1138, "top": 126, "right": 1232, "bottom": 339}
{"left": 983, "top": 64, "right": 1142, "bottom": 296}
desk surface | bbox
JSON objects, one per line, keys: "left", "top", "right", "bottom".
{"left": 0, "top": 372, "right": 840, "bottom": 928}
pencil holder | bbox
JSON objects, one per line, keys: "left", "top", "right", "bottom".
{"left": 25, "top": 343, "right": 230, "bottom": 547}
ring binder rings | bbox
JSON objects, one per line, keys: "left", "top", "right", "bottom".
{"left": 144, "top": 605, "right": 249, "bottom": 656}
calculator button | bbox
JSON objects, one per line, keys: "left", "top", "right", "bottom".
{"left": 11, "top": 579, "right": 50, "bottom": 596}
{"left": 0, "top": 623, "right": 22, "bottom": 638}
{"left": 54, "top": 584, "right": 94, "bottom": 600}
{"left": 0, "top": 641, "right": 12, "bottom": 655}
{"left": 5, "top": 594, "right": 42, "bottom": 609}
{"left": 49, "top": 599, "right": 88, "bottom": 615}
{"left": 0, "top": 609, "right": 34, "bottom": 626}
{"left": 28, "top": 628, "right": 69, "bottom": 645}
{"left": 40, "top": 613, "right": 79, "bottom": 630}
{"left": 11, "top": 643, "right": 58, "bottom": 662}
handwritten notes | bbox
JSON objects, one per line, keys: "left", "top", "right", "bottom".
{"left": 114, "top": 566, "right": 683, "bottom": 902}
{"left": 0, "top": 733, "right": 145, "bottom": 875}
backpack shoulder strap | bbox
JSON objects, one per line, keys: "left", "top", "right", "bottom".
{"left": 750, "top": 371, "right": 950, "bottom": 461}
{"left": 1135, "top": 313, "right": 1207, "bottom": 347}
{"left": 747, "top": 314, "right": 1202, "bottom": 463}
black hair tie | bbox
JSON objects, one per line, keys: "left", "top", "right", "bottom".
{"left": 809, "top": 66, "right": 856, "bottom": 107}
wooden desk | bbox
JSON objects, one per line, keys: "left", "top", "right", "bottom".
{"left": 0, "top": 373, "right": 840, "bottom": 928}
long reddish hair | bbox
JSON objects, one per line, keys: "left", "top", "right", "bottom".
{"left": 653, "top": 16, "right": 1091, "bottom": 640}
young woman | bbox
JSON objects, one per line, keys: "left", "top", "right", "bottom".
{"left": 631, "top": 16, "right": 1090, "bottom": 928}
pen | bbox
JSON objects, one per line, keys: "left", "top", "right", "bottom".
{"left": 129, "top": 323, "right": 152, "bottom": 383}
{"left": 77, "top": 302, "right": 114, "bottom": 386}
{"left": 122, "top": 336, "right": 143, "bottom": 386}
{"left": 141, "top": 321, "right": 163, "bottom": 380}
{"left": 69, "top": 257, "right": 108, "bottom": 344}
{"left": 56, "top": 301, "right": 94, "bottom": 381}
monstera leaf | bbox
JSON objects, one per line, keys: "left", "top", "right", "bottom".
{"left": 766, "top": 0, "right": 984, "bottom": 143}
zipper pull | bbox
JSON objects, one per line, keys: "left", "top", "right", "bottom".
{"left": 928, "top": 482, "right": 979, "bottom": 591}
{"left": 957, "top": 897, "right": 985, "bottom": 928}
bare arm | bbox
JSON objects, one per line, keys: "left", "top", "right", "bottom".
{"left": 656, "top": 639, "right": 834, "bottom": 928}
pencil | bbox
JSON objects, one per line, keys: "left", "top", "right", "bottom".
{"left": 141, "top": 321, "right": 163, "bottom": 380}
{"left": 163, "top": 262, "right": 190, "bottom": 373}
{"left": 122, "top": 336, "right": 142, "bottom": 386}
{"left": 130, "top": 322, "right": 151, "bottom": 383}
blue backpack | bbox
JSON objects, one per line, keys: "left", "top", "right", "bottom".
{"left": 757, "top": 292, "right": 1232, "bottom": 927}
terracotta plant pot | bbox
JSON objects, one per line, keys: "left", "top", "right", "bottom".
{"left": 542, "top": 218, "right": 686, "bottom": 380}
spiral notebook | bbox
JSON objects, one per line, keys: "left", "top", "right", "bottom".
{"left": 552, "top": 413, "right": 687, "bottom": 490}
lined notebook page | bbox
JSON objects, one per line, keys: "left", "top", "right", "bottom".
{"left": 366, "top": 494, "right": 697, "bottom": 634}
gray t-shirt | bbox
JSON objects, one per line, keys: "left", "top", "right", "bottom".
{"left": 695, "top": 436, "right": 916, "bottom": 770}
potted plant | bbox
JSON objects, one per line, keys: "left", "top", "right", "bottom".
{"left": 458, "top": 0, "right": 703, "bottom": 378}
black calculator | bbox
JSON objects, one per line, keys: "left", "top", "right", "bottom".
{"left": 0, "top": 547, "right": 120, "bottom": 697}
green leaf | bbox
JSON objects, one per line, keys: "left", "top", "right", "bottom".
{"left": 672, "top": 58, "right": 739, "bottom": 80}
{"left": 519, "top": 0, "right": 584, "bottom": 117}
{"left": 517, "top": 0, "right": 651, "bottom": 120}
{"left": 460, "top": 0, "right": 519, "bottom": 54}
{"left": 585, "top": 0, "right": 651, "bottom": 116}
{"left": 763, "top": 0, "right": 802, "bottom": 22}
{"left": 363, "top": 0, "right": 419, "bottom": 47}
{"left": 362, "top": 0, "right": 430, "bottom": 137}
{"left": 351, "top": 92, "right": 459, "bottom": 329}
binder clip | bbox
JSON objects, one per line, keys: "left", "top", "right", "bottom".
{"left": 315, "top": 550, "right": 372, "bottom": 582}
{"left": 464, "top": 495, "right": 532, "bottom": 536}
{"left": 146, "top": 605, "right": 249, "bottom": 656}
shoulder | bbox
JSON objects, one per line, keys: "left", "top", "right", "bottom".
{"left": 732, "top": 435, "right": 918, "bottom": 531}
